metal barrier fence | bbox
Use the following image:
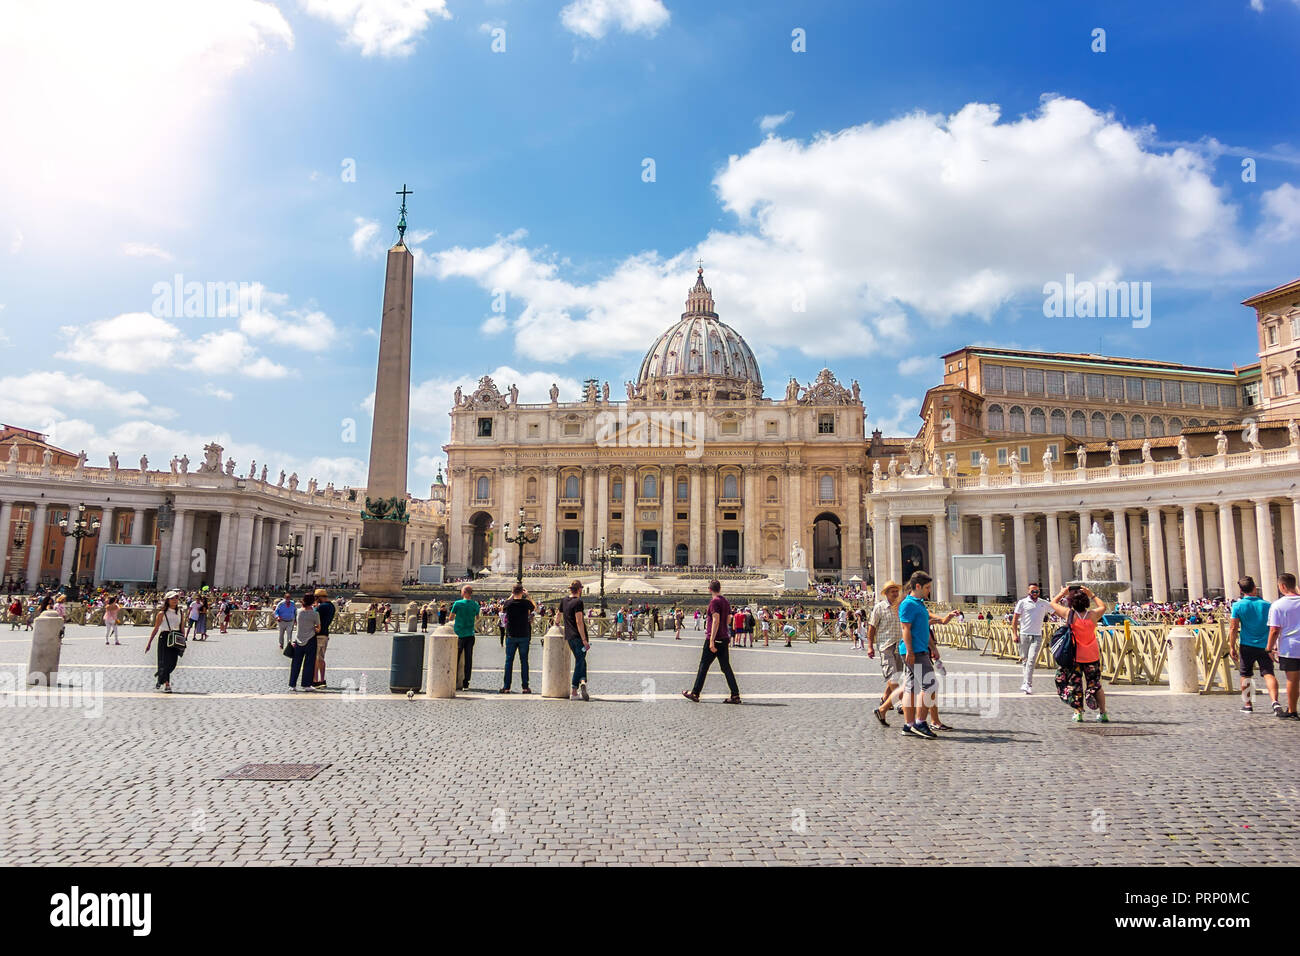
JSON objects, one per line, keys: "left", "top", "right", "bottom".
{"left": 930, "top": 620, "right": 1234, "bottom": 693}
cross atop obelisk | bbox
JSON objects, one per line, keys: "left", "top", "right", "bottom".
{"left": 396, "top": 183, "right": 413, "bottom": 243}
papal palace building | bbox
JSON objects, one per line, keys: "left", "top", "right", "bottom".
{"left": 447, "top": 271, "right": 1300, "bottom": 604}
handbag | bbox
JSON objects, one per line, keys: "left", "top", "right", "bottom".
{"left": 282, "top": 640, "right": 295, "bottom": 658}
{"left": 1049, "top": 609, "right": 1076, "bottom": 669}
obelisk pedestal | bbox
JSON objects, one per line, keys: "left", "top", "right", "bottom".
{"left": 357, "top": 236, "right": 415, "bottom": 599}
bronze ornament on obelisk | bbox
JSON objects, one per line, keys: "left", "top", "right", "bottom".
{"left": 357, "top": 185, "right": 415, "bottom": 598}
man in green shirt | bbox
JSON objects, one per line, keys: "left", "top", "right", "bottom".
{"left": 450, "top": 584, "right": 481, "bottom": 691}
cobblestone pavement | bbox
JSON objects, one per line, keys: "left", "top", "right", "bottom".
{"left": 0, "top": 622, "right": 1296, "bottom": 865}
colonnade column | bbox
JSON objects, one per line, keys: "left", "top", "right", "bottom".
{"left": 871, "top": 509, "right": 886, "bottom": 587}
{"left": 1012, "top": 512, "right": 1028, "bottom": 597}
{"left": 844, "top": 466, "right": 862, "bottom": 577}
{"left": 541, "top": 469, "right": 557, "bottom": 564}
{"left": 703, "top": 468, "right": 716, "bottom": 566}
{"left": 1182, "top": 504, "right": 1204, "bottom": 601}
{"left": 660, "top": 471, "right": 674, "bottom": 566}
{"left": 94, "top": 506, "right": 115, "bottom": 586}
{"left": 980, "top": 513, "right": 994, "bottom": 554}
{"left": 1128, "top": 513, "right": 1147, "bottom": 598}
{"left": 1202, "top": 507, "right": 1222, "bottom": 597}
{"left": 131, "top": 507, "right": 147, "bottom": 544}
{"left": 1111, "top": 509, "right": 1130, "bottom": 600}
{"left": 501, "top": 466, "right": 518, "bottom": 571}
{"left": 25, "top": 503, "right": 47, "bottom": 587}
{"left": 887, "top": 514, "right": 901, "bottom": 584}
{"left": 1217, "top": 503, "right": 1238, "bottom": 593}
{"left": 1257, "top": 500, "right": 1278, "bottom": 600}
{"left": 1280, "top": 502, "right": 1298, "bottom": 581}
{"left": 595, "top": 466, "right": 610, "bottom": 556}
{"left": 1046, "top": 510, "right": 1063, "bottom": 594}
{"left": 622, "top": 466, "right": 636, "bottom": 560}
{"left": 1147, "top": 507, "right": 1167, "bottom": 603}
{"left": 0, "top": 500, "right": 12, "bottom": 584}
{"left": 213, "top": 510, "right": 232, "bottom": 588}
{"left": 1240, "top": 504, "right": 1261, "bottom": 584}
{"left": 231, "top": 512, "right": 255, "bottom": 588}
{"left": 688, "top": 466, "right": 702, "bottom": 565}
{"left": 743, "top": 469, "right": 759, "bottom": 568}
{"left": 249, "top": 515, "right": 265, "bottom": 588}
{"left": 59, "top": 508, "right": 77, "bottom": 586}
{"left": 168, "top": 508, "right": 189, "bottom": 590}
{"left": 931, "top": 512, "right": 949, "bottom": 602}
{"left": 582, "top": 469, "right": 595, "bottom": 556}
{"left": 1164, "top": 511, "right": 1185, "bottom": 597}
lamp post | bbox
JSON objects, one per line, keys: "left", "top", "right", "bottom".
{"left": 276, "top": 539, "right": 304, "bottom": 593}
{"left": 588, "top": 536, "right": 616, "bottom": 614}
{"left": 57, "top": 503, "right": 101, "bottom": 603}
{"left": 502, "top": 507, "right": 541, "bottom": 588}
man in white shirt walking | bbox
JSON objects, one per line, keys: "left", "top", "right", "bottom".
{"left": 1012, "top": 581, "right": 1053, "bottom": 694}
{"left": 1266, "top": 572, "right": 1300, "bottom": 720}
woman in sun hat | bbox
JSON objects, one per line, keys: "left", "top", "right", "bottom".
{"left": 145, "top": 589, "right": 187, "bottom": 693}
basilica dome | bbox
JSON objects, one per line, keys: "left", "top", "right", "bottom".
{"left": 635, "top": 268, "right": 763, "bottom": 400}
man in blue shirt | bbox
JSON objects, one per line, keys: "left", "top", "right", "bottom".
{"left": 1229, "top": 575, "right": 1276, "bottom": 714}
{"left": 897, "top": 570, "right": 956, "bottom": 739}
{"left": 450, "top": 585, "right": 481, "bottom": 691}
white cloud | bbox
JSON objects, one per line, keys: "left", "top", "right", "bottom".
{"left": 415, "top": 96, "right": 1267, "bottom": 372}
{"left": 57, "top": 312, "right": 184, "bottom": 370}
{"left": 235, "top": 283, "right": 339, "bottom": 351}
{"left": 560, "top": 0, "right": 670, "bottom": 38}
{"left": 0, "top": 371, "right": 172, "bottom": 426}
{"left": 1261, "top": 183, "right": 1300, "bottom": 242}
{"left": 897, "top": 355, "right": 939, "bottom": 378}
{"left": 351, "top": 217, "right": 383, "bottom": 256}
{"left": 201, "top": 384, "right": 235, "bottom": 401}
{"left": 759, "top": 111, "right": 793, "bottom": 133}
{"left": 299, "top": 0, "right": 450, "bottom": 57}
{"left": 867, "top": 394, "right": 921, "bottom": 438}
{"left": 123, "top": 241, "right": 174, "bottom": 261}
{"left": 188, "top": 330, "right": 290, "bottom": 379}
{"left": 9, "top": 227, "right": 22, "bottom": 254}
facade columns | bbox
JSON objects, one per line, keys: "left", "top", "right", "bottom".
{"left": 743, "top": 469, "right": 759, "bottom": 568}
{"left": 688, "top": 467, "right": 702, "bottom": 565}
{"left": 1217, "top": 503, "right": 1238, "bottom": 593}
{"left": 1012, "top": 512, "right": 1028, "bottom": 597}
{"left": 1147, "top": 508, "right": 1167, "bottom": 603}
{"left": 248, "top": 515, "right": 265, "bottom": 588}
{"left": 231, "top": 512, "right": 255, "bottom": 588}
{"left": 212, "top": 510, "right": 232, "bottom": 588}
{"left": 94, "top": 506, "right": 115, "bottom": 586}
{"left": 622, "top": 466, "right": 636, "bottom": 560}
{"left": 131, "top": 507, "right": 147, "bottom": 544}
{"left": 1280, "top": 501, "right": 1298, "bottom": 581}
{"left": 59, "top": 508, "right": 77, "bottom": 586}
{"left": 0, "top": 500, "right": 11, "bottom": 585}
{"left": 980, "top": 513, "right": 994, "bottom": 554}
{"left": 871, "top": 509, "right": 886, "bottom": 586}
{"left": 1046, "top": 510, "right": 1063, "bottom": 594}
{"left": 1240, "top": 504, "right": 1260, "bottom": 584}
{"left": 1257, "top": 500, "right": 1279, "bottom": 600}
{"left": 844, "top": 467, "right": 862, "bottom": 576}
{"left": 704, "top": 468, "right": 716, "bottom": 566}
{"left": 785, "top": 466, "right": 802, "bottom": 567}
{"left": 582, "top": 469, "right": 595, "bottom": 555}
{"left": 25, "top": 502, "right": 47, "bottom": 588}
{"left": 1202, "top": 507, "right": 1222, "bottom": 597}
{"left": 660, "top": 470, "right": 674, "bottom": 565}
{"left": 931, "top": 512, "right": 949, "bottom": 602}
{"left": 1128, "top": 512, "right": 1147, "bottom": 598}
{"left": 541, "top": 469, "right": 558, "bottom": 564}
{"left": 501, "top": 468, "right": 518, "bottom": 571}
{"left": 1182, "top": 504, "right": 1204, "bottom": 601}
{"left": 168, "top": 508, "right": 189, "bottom": 590}
{"left": 1164, "top": 510, "right": 1185, "bottom": 596}
{"left": 595, "top": 466, "right": 610, "bottom": 556}
{"left": 1077, "top": 510, "right": 1091, "bottom": 550}
{"left": 1111, "top": 509, "right": 1130, "bottom": 600}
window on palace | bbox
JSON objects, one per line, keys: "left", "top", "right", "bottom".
{"left": 1292, "top": 316, "right": 1300, "bottom": 341}
{"left": 477, "top": 417, "right": 493, "bottom": 437}
{"left": 1019, "top": 445, "right": 1030, "bottom": 462}
{"left": 987, "top": 405, "right": 1004, "bottom": 431}
{"left": 475, "top": 476, "right": 490, "bottom": 500}
{"left": 677, "top": 478, "right": 688, "bottom": 500}
{"left": 611, "top": 481, "right": 623, "bottom": 502}
{"left": 1067, "top": 373, "right": 1084, "bottom": 398}
{"left": 1111, "top": 414, "right": 1127, "bottom": 438}
{"left": 1267, "top": 325, "right": 1278, "bottom": 347}
{"left": 766, "top": 476, "right": 778, "bottom": 501}
{"left": 1046, "top": 443, "right": 1059, "bottom": 462}
{"left": 526, "top": 477, "right": 537, "bottom": 502}
{"left": 1188, "top": 418, "right": 1200, "bottom": 427}
{"left": 1009, "top": 406, "right": 1025, "bottom": 432}
{"left": 527, "top": 422, "right": 540, "bottom": 437}
{"left": 1090, "top": 412, "right": 1106, "bottom": 438}
{"left": 1271, "top": 374, "right": 1286, "bottom": 398}
{"left": 1004, "top": 367, "right": 1025, "bottom": 392}
{"left": 643, "top": 474, "right": 657, "bottom": 498}
{"left": 1106, "top": 376, "right": 1124, "bottom": 401}
{"left": 970, "top": 450, "right": 980, "bottom": 466}
{"left": 1046, "top": 371, "right": 1066, "bottom": 396}
{"left": 1201, "top": 383, "right": 1219, "bottom": 406}
{"left": 997, "top": 448, "right": 1008, "bottom": 465}
{"left": 1030, "top": 408, "right": 1046, "bottom": 433}
{"left": 819, "top": 475, "right": 834, "bottom": 502}
{"left": 563, "top": 422, "right": 580, "bottom": 436}
{"left": 818, "top": 414, "right": 835, "bottom": 434}
{"left": 765, "top": 420, "right": 778, "bottom": 435}
{"left": 1050, "top": 408, "right": 1067, "bottom": 433}
{"left": 1144, "top": 379, "right": 1163, "bottom": 402}
{"left": 1150, "top": 416, "right": 1165, "bottom": 437}
{"left": 1070, "top": 411, "right": 1086, "bottom": 436}
{"left": 1220, "top": 386, "right": 1237, "bottom": 407}
{"left": 564, "top": 475, "right": 579, "bottom": 498}
{"left": 1163, "top": 381, "right": 1180, "bottom": 404}
{"left": 1126, "top": 377, "right": 1144, "bottom": 402}
{"left": 1131, "top": 415, "right": 1146, "bottom": 438}
{"left": 723, "top": 474, "right": 739, "bottom": 499}
{"left": 1168, "top": 418, "right": 1181, "bottom": 433}
{"left": 721, "top": 420, "right": 739, "bottom": 435}
{"left": 1085, "top": 374, "right": 1104, "bottom": 400}
{"left": 1245, "top": 382, "right": 1261, "bottom": 406}
{"left": 985, "top": 365, "right": 1004, "bottom": 391}
{"left": 1026, "top": 369, "right": 1044, "bottom": 394}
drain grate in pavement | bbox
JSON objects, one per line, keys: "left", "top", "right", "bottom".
{"left": 219, "top": 763, "right": 329, "bottom": 781}
{"left": 1070, "top": 725, "right": 1161, "bottom": 736}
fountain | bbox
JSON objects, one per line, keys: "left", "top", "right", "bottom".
{"left": 1067, "top": 521, "right": 1131, "bottom": 623}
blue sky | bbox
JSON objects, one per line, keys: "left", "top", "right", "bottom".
{"left": 1, "top": 0, "right": 1298, "bottom": 493}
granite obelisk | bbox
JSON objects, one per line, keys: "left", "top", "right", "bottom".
{"left": 358, "top": 186, "right": 415, "bottom": 597}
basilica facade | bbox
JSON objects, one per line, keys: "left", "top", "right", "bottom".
{"left": 443, "top": 269, "right": 869, "bottom": 578}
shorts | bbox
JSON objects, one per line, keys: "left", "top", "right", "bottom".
{"left": 902, "top": 652, "right": 937, "bottom": 698}
{"left": 316, "top": 634, "right": 330, "bottom": 659}
{"left": 1279, "top": 655, "right": 1300, "bottom": 673}
{"left": 1239, "top": 644, "right": 1273, "bottom": 678}
{"left": 878, "top": 645, "right": 904, "bottom": 684}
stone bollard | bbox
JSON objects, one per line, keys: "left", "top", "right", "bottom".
{"left": 541, "top": 624, "right": 571, "bottom": 698}
{"left": 28, "top": 610, "right": 64, "bottom": 687}
{"left": 423, "top": 623, "right": 457, "bottom": 699}
{"left": 405, "top": 603, "right": 419, "bottom": 632}
{"left": 1166, "top": 625, "right": 1200, "bottom": 694}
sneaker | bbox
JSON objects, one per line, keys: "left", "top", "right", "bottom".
{"left": 1240, "top": 703, "right": 1254, "bottom": 713}
{"left": 681, "top": 690, "right": 700, "bottom": 702}
{"left": 1272, "top": 701, "right": 1283, "bottom": 715}
{"left": 301, "top": 686, "right": 314, "bottom": 693}
{"left": 521, "top": 688, "right": 531, "bottom": 694}
{"left": 901, "top": 723, "right": 921, "bottom": 738}
{"left": 499, "top": 687, "right": 510, "bottom": 694}
{"left": 911, "top": 721, "right": 937, "bottom": 740}
{"left": 579, "top": 681, "right": 589, "bottom": 701}
{"left": 1020, "top": 684, "right": 1031, "bottom": 695}
{"left": 1072, "top": 712, "right": 1084, "bottom": 722}
{"left": 1096, "top": 712, "right": 1109, "bottom": 723}
{"left": 570, "top": 689, "right": 581, "bottom": 700}
{"left": 1281, "top": 710, "right": 1300, "bottom": 721}
{"left": 288, "top": 687, "right": 297, "bottom": 692}
{"left": 162, "top": 684, "right": 172, "bottom": 694}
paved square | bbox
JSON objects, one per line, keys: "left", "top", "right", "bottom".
{"left": 1, "top": 622, "right": 1296, "bottom": 865}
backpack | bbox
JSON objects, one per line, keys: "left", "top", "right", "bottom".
{"left": 1049, "top": 610, "right": 1076, "bottom": 669}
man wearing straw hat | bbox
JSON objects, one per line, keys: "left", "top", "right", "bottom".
{"left": 867, "top": 580, "right": 904, "bottom": 726}
{"left": 313, "top": 587, "right": 336, "bottom": 688}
